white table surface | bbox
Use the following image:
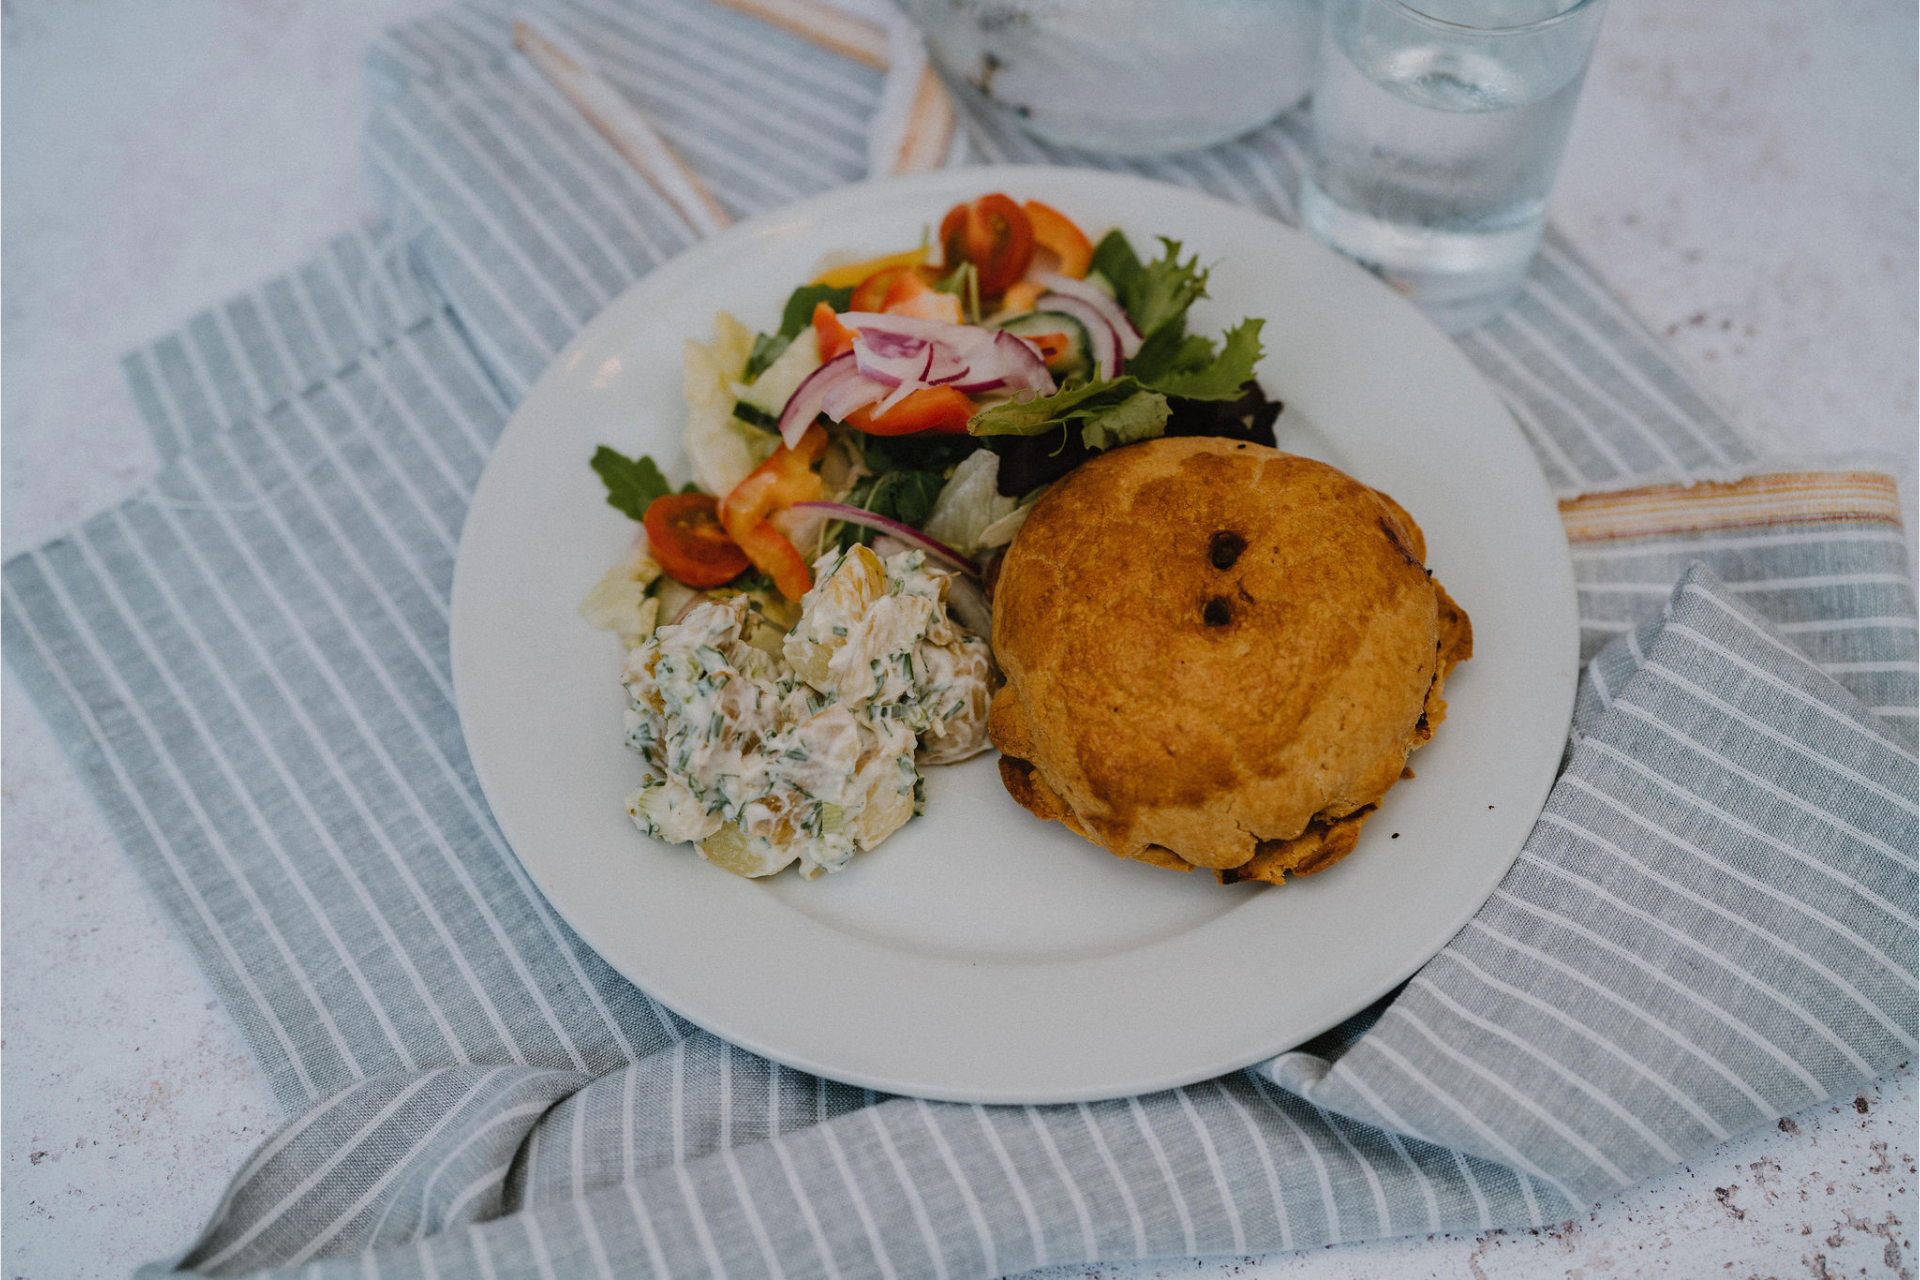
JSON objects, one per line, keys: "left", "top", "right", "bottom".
{"left": 3, "top": 2, "right": 1914, "bottom": 1277}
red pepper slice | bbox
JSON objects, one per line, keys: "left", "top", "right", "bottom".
{"left": 812, "top": 301, "right": 855, "bottom": 362}
{"left": 643, "top": 493, "right": 751, "bottom": 588}
{"left": 939, "top": 193, "right": 1035, "bottom": 296}
{"left": 1023, "top": 200, "right": 1093, "bottom": 279}
{"left": 719, "top": 425, "right": 828, "bottom": 600}
{"left": 1016, "top": 331, "right": 1071, "bottom": 363}
{"left": 879, "top": 270, "right": 964, "bottom": 323}
{"left": 850, "top": 264, "right": 918, "bottom": 313}
{"left": 844, "top": 386, "right": 975, "bottom": 436}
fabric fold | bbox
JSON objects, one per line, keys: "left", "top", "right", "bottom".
{"left": 1268, "top": 564, "right": 1918, "bottom": 1208}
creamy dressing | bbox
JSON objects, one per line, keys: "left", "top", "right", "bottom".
{"left": 622, "top": 546, "right": 993, "bottom": 878}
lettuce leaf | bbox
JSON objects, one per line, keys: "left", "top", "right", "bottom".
{"left": 1124, "top": 237, "right": 1211, "bottom": 339}
{"left": 967, "top": 378, "right": 1142, "bottom": 437}
{"left": 922, "top": 449, "right": 1019, "bottom": 554}
{"left": 1088, "top": 230, "right": 1143, "bottom": 298}
{"left": 968, "top": 378, "right": 1173, "bottom": 452}
{"left": 1143, "top": 319, "right": 1264, "bottom": 402}
{"left": 1077, "top": 390, "right": 1172, "bottom": 451}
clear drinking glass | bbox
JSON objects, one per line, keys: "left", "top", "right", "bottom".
{"left": 906, "top": 0, "right": 1321, "bottom": 158}
{"left": 1299, "top": 0, "right": 1608, "bottom": 333}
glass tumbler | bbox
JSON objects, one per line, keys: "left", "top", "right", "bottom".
{"left": 905, "top": 0, "right": 1321, "bottom": 158}
{"left": 1299, "top": 0, "right": 1608, "bottom": 333}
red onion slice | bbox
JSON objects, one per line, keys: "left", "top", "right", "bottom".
{"left": 949, "top": 329, "right": 1055, "bottom": 394}
{"left": 1036, "top": 294, "right": 1122, "bottom": 380}
{"left": 1036, "top": 272, "right": 1143, "bottom": 357}
{"left": 819, "top": 373, "right": 888, "bottom": 421}
{"left": 837, "top": 310, "right": 1054, "bottom": 400}
{"left": 789, "top": 502, "right": 979, "bottom": 576}
{"left": 776, "top": 352, "right": 859, "bottom": 448}
{"left": 851, "top": 331, "right": 932, "bottom": 389}
{"left": 837, "top": 311, "right": 980, "bottom": 345}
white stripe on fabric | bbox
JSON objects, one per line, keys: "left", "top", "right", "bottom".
{"left": 1405, "top": 973, "right": 1683, "bottom": 1162}
{"left": 25, "top": 546, "right": 365, "bottom": 1083}
{"left": 1018, "top": 1107, "right": 1100, "bottom": 1262}
{"left": 1241, "top": 1075, "right": 1344, "bottom": 1243}
{"left": 1630, "top": 659, "right": 1916, "bottom": 811}
{"left": 1608, "top": 694, "right": 1910, "bottom": 867}
{"left": 768, "top": 1132, "right": 849, "bottom": 1280}
{"left": 911, "top": 1102, "right": 999, "bottom": 1278}
{"left": 200, "top": 1072, "right": 448, "bottom": 1270}
{"left": 141, "top": 471, "right": 522, "bottom": 1066}
{"left": 1209, "top": 1081, "right": 1296, "bottom": 1252}
{"left": 1575, "top": 742, "right": 1917, "bottom": 926}
{"left": 1501, "top": 304, "right": 1690, "bottom": 473}
{"left": 1532, "top": 820, "right": 1913, "bottom": 1048}
{"left": 102, "top": 509, "right": 449, "bottom": 1065}
{"left": 180, "top": 436, "right": 574, "bottom": 1065}
{"left": 961, "top": 1104, "right": 1047, "bottom": 1267}
{"left": 1127, "top": 1097, "right": 1201, "bottom": 1257}
{"left": 619, "top": 1182, "right": 674, "bottom": 1280}
{"left": 1173, "top": 1088, "right": 1248, "bottom": 1254}
{"left": 290, "top": 1070, "right": 510, "bottom": 1265}
{"left": 1362, "top": 1028, "right": 1597, "bottom": 1198}
{"left": 1488, "top": 889, "right": 1829, "bottom": 1096}
{"left": 1460, "top": 917, "right": 1776, "bottom": 1117}
{"left": 1074, "top": 1104, "right": 1150, "bottom": 1258}
{"left": 669, "top": 1164, "right": 733, "bottom": 1280}
{"left": 1550, "top": 781, "right": 1915, "bottom": 985}
{"left": 866, "top": 1109, "right": 952, "bottom": 1280}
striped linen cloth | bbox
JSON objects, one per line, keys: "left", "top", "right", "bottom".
{"left": 0, "top": 2, "right": 1911, "bottom": 1276}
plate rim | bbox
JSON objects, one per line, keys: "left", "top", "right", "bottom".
{"left": 451, "top": 164, "right": 1580, "bottom": 1103}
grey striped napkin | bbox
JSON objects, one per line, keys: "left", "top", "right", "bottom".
{"left": 1, "top": 2, "right": 1912, "bottom": 1277}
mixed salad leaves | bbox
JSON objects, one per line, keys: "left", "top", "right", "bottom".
{"left": 583, "top": 194, "right": 1282, "bottom": 647}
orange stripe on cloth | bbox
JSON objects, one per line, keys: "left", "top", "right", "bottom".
{"left": 1558, "top": 471, "right": 1904, "bottom": 543}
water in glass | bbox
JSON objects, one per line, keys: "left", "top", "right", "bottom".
{"left": 1300, "top": 0, "right": 1606, "bottom": 332}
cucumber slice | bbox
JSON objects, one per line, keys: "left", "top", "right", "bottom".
{"left": 992, "top": 310, "right": 1092, "bottom": 383}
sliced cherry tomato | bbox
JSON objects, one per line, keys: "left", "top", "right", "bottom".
{"left": 812, "top": 301, "right": 855, "bottom": 361}
{"left": 644, "top": 493, "right": 750, "bottom": 588}
{"left": 719, "top": 426, "right": 828, "bottom": 600}
{"left": 1023, "top": 200, "right": 1093, "bottom": 278}
{"left": 844, "top": 386, "right": 975, "bottom": 437}
{"left": 939, "top": 193, "right": 1034, "bottom": 296}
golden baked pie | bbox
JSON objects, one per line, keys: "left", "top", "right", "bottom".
{"left": 988, "top": 436, "right": 1472, "bottom": 884}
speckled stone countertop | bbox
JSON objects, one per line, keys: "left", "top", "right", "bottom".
{"left": 4, "top": 2, "right": 1914, "bottom": 1277}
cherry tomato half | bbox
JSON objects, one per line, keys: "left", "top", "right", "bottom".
{"left": 939, "top": 193, "right": 1035, "bottom": 296}
{"left": 644, "top": 493, "right": 750, "bottom": 588}
{"left": 844, "top": 386, "right": 975, "bottom": 436}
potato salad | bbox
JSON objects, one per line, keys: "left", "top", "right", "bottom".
{"left": 621, "top": 546, "right": 992, "bottom": 879}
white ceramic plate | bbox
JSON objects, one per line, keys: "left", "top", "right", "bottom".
{"left": 452, "top": 167, "right": 1578, "bottom": 1104}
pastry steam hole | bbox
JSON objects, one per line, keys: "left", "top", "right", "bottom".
{"left": 1208, "top": 531, "right": 1247, "bottom": 569}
